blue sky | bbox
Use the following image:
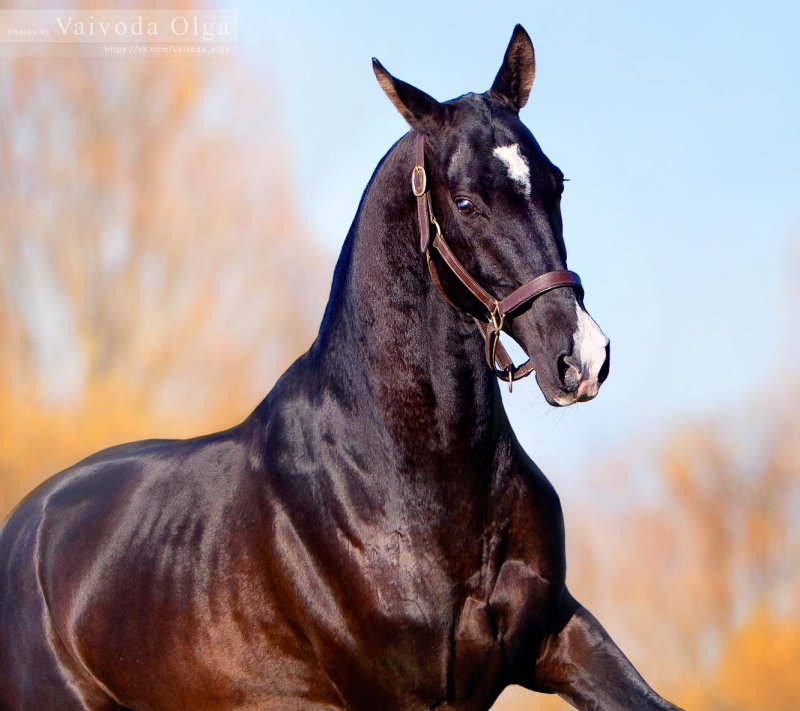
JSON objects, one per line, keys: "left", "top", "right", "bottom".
{"left": 231, "top": 1, "right": 800, "bottom": 479}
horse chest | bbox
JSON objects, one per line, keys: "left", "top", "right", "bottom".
{"left": 290, "top": 520, "right": 544, "bottom": 709}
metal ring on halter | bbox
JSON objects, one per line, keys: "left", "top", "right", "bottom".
{"left": 430, "top": 215, "right": 442, "bottom": 238}
{"left": 490, "top": 302, "right": 505, "bottom": 334}
{"left": 411, "top": 165, "right": 426, "bottom": 197}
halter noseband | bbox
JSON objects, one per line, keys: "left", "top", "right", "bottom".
{"left": 411, "top": 131, "right": 583, "bottom": 392}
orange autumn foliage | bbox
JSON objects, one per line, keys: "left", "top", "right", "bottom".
{"left": 0, "top": 33, "right": 329, "bottom": 520}
{"left": 714, "top": 605, "right": 800, "bottom": 711}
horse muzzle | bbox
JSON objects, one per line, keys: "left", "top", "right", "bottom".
{"left": 512, "top": 300, "right": 610, "bottom": 407}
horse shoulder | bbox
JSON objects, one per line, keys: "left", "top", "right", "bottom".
{"left": 18, "top": 432, "right": 272, "bottom": 676}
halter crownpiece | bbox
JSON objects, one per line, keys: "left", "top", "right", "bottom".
{"left": 411, "top": 131, "right": 584, "bottom": 391}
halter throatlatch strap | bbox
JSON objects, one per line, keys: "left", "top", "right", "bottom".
{"left": 411, "top": 131, "right": 584, "bottom": 391}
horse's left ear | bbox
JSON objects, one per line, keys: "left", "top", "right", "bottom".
{"left": 491, "top": 24, "right": 536, "bottom": 112}
{"left": 373, "top": 58, "right": 446, "bottom": 133}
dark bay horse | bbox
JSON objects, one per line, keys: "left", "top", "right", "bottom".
{"left": 0, "top": 26, "right": 682, "bottom": 711}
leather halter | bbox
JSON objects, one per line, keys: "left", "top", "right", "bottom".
{"left": 411, "top": 131, "right": 584, "bottom": 391}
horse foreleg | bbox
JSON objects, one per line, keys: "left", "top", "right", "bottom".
{"left": 532, "top": 593, "right": 684, "bottom": 711}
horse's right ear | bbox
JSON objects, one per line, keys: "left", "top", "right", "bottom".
{"left": 373, "top": 58, "right": 446, "bottom": 133}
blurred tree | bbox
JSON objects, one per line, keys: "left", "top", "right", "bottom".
{"left": 554, "top": 386, "right": 800, "bottom": 710}
{"left": 491, "top": 383, "right": 800, "bottom": 711}
{"left": 713, "top": 603, "right": 800, "bottom": 711}
{"left": 0, "top": 15, "right": 329, "bottom": 517}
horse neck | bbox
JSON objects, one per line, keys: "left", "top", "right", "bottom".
{"left": 310, "top": 133, "right": 502, "bottom": 456}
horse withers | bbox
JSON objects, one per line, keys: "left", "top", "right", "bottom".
{"left": 0, "top": 25, "right": 682, "bottom": 711}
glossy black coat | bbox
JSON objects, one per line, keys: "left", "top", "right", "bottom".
{"left": 0, "top": 26, "right": 681, "bottom": 711}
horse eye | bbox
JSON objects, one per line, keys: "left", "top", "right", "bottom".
{"left": 455, "top": 197, "right": 478, "bottom": 216}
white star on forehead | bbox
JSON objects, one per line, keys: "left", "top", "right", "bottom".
{"left": 493, "top": 143, "right": 531, "bottom": 198}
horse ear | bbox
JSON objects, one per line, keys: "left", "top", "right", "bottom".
{"left": 373, "top": 58, "right": 446, "bottom": 132}
{"left": 490, "top": 24, "right": 535, "bottom": 112}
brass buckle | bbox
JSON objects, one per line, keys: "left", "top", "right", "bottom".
{"left": 507, "top": 369, "right": 513, "bottom": 393}
{"left": 411, "top": 165, "right": 426, "bottom": 197}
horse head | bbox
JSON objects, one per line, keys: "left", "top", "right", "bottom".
{"left": 373, "top": 25, "right": 610, "bottom": 406}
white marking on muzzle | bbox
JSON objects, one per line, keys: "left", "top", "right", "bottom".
{"left": 573, "top": 303, "right": 608, "bottom": 384}
{"left": 493, "top": 144, "right": 531, "bottom": 198}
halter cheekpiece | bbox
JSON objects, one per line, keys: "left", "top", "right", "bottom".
{"left": 411, "top": 131, "right": 584, "bottom": 392}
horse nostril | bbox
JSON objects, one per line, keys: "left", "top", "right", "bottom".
{"left": 598, "top": 341, "right": 611, "bottom": 385}
{"left": 557, "top": 354, "right": 581, "bottom": 392}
